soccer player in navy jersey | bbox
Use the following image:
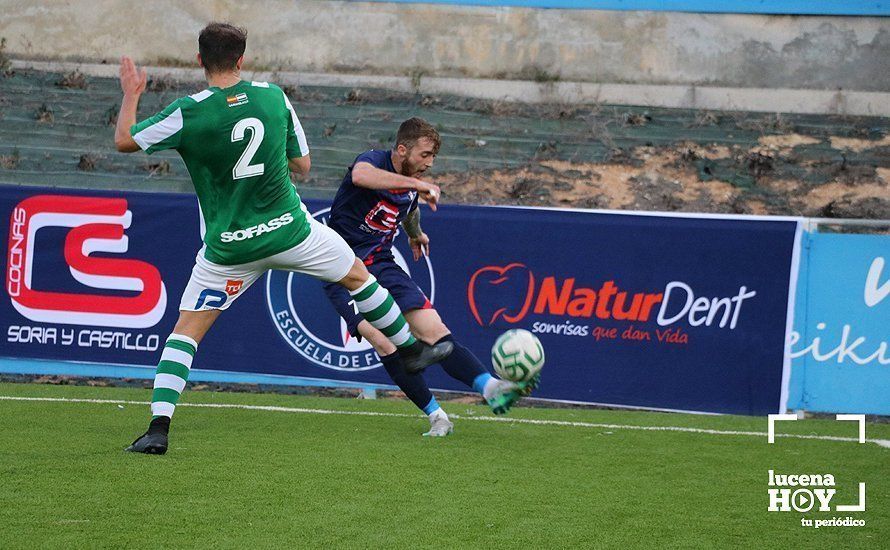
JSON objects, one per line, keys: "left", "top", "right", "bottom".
{"left": 323, "top": 118, "right": 536, "bottom": 437}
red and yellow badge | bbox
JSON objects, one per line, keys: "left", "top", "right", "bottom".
{"left": 226, "top": 93, "right": 248, "bottom": 107}
{"left": 225, "top": 279, "right": 244, "bottom": 296}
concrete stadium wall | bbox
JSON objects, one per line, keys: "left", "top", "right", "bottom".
{"left": 2, "top": 1, "right": 888, "bottom": 92}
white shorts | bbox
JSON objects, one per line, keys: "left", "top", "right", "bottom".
{"left": 180, "top": 218, "right": 356, "bottom": 311}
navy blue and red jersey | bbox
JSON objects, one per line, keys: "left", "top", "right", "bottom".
{"left": 328, "top": 149, "right": 419, "bottom": 263}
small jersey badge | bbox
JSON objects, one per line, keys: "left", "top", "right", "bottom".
{"left": 226, "top": 93, "right": 248, "bottom": 107}
{"left": 225, "top": 279, "right": 244, "bottom": 296}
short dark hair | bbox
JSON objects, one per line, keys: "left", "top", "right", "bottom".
{"left": 395, "top": 117, "right": 441, "bottom": 154}
{"left": 198, "top": 22, "right": 247, "bottom": 74}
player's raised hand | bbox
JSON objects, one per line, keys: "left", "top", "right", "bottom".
{"left": 409, "top": 233, "right": 430, "bottom": 261}
{"left": 414, "top": 180, "right": 440, "bottom": 211}
{"left": 119, "top": 56, "right": 147, "bottom": 96}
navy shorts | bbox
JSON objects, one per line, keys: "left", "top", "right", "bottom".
{"left": 323, "top": 258, "right": 432, "bottom": 338}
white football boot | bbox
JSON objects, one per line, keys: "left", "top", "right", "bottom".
{"left": 423, "top": 410, "right": 454, "bottom": 437}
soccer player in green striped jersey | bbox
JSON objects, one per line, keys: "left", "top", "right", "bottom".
{"left": 114, "top": 23, "right": 452, "bottom": 454}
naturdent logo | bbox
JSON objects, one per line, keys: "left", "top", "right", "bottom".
{"left": 266, "top": 207, "right": 435, "bottom": 371}
{"left": 467, "top": 262, "right": 757, "bottom": 340}
{"left": 6, "top": 195, "right": 167, "bottom": 328}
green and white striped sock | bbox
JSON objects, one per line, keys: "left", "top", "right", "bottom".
{"left": 349, "top": 275, "right": 417, "bottom": 349}
{"left": 150, "top": 334, "right": 197, "bottom": 418}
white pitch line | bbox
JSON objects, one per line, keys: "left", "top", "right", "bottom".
{"left": 2, "top": 395, "right": 889, "bottom": 449}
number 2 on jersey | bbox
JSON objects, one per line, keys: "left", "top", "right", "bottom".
{"left": 231, "top": 117, "right": 265, "bottom": 179}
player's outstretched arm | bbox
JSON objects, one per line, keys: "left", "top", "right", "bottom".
{"left": 115, "top": 56, "right": 146, "bottom": 153}
{"left": 352, "top": 162, "right": 440, "bottom": 210}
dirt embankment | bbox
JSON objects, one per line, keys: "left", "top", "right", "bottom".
{"left": 437, "top": 135, "right": 890, "bottom": 218}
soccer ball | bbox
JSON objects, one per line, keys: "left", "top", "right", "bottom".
{"left": 491, "top": 329, "right": 545, "bottom": 382}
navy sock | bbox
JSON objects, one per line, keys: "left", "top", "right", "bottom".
{"left": 381, "top": 352, "right": 435, "bottom": 414}
{"left": 435, "top": 335, "right": 489, "bottom": 390}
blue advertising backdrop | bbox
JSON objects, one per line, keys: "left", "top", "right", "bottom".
{"left": 788, "top": 232, "right": 890, "bottom": 414}
{"left": 1, "top": 186, "right": 801, "bottom": 414}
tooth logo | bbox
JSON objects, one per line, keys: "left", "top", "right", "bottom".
{"left": 467, "top": 263, "right": 535, "bottom": 326}
{"left": 864, "top": 257, "right": 889, "bottom": 307}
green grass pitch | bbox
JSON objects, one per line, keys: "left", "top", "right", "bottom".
{"left": 0, "top": 382, "right": 886, "bottom": 548}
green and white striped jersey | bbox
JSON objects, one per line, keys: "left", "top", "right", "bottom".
{"left": 130, "top": 80, "right": 311, "bottom": 265}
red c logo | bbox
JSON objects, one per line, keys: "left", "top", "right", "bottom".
{"left": 467, "top": 263, "right": 535, "bottom": 326}
{"left": 6, "top": 194, "right": 167, "bottom": 328}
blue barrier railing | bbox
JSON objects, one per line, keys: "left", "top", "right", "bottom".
{"left": 361, "top": 0, "right": 890, "bottom": 16}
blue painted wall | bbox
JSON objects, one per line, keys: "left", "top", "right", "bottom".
{"left": 362, "top": 0, "right": 889, "bottom": 16}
